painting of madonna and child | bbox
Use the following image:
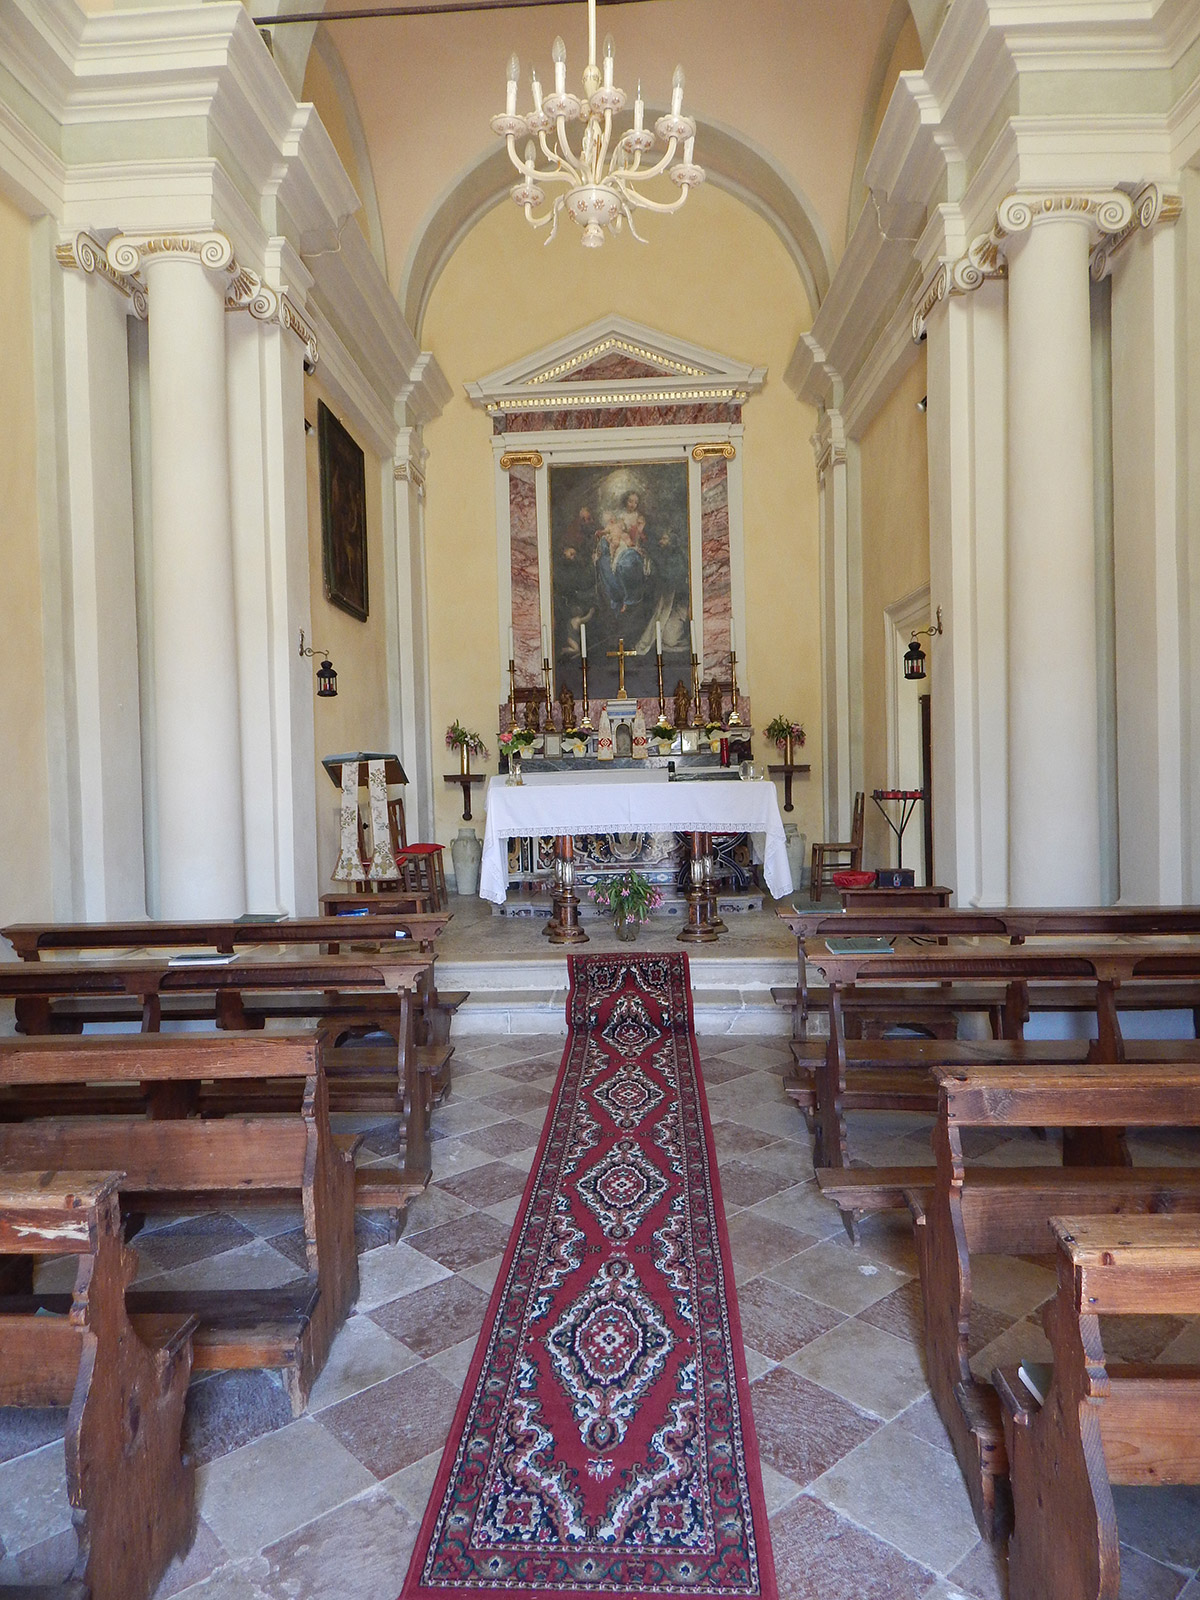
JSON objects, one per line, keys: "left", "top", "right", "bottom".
{"left": 549, "top": 461, "right": 693, "bottom": 704}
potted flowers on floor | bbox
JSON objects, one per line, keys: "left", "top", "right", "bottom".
{"left": 590, "top": 869, "right": 663, "bottom": 942}
{"left": 765, "top": 714, "right": 806, "bottom": 767}
{"left": 446, "top": 719, "right": 489, "bottom": 776}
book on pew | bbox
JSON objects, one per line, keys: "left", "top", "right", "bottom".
{"left": 824, "top": 936, "right": 895, "bottom": 954}
{"left": 167, "top": 953, "right": 238, "bottom": 966}
{"left": 1017, "top": 1361, "right": 1052, "bottom": 1405}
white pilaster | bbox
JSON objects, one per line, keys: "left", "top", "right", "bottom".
{"left": 57, "top": 246, "right": 148, "bottom": 918}
{"left": 1003, "top": 194, "right": 1130, "bottom": 906}
{"left": 112, "top": 233, "right": 247, "bottom": 918}
{"left": 1109, "top": 211, "right": 1187, "bottom": 902}
{"left": 814, "top": 411, "right": 853, "bottom": 835}
{"left": 392, "top": 441, "right": 435, "bottom": 843}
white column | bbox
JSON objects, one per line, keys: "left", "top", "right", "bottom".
{"left": 391, "top": 438, "right": 435, "bottom": 843}
{"left": 1003, "top": 194, "right": 1130, "bottom": 906}
{"left": 110, "top": 234, "right": 246, "bottom": 917}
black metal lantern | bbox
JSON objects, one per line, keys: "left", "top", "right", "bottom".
{"left": 316, "top": 657, "right": 338, "bottom": 698}
{"left": 903, "top": 639, "right": 927, "bottom": 681}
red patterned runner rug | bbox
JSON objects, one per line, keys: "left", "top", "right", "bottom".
{"left": 400, "top": 950, "right": 776, "bottom": 1600}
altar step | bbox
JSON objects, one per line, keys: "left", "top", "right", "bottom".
{"left": 437, "top": 954, "right": 794, "bottom": 1037}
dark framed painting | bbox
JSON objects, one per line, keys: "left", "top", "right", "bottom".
{"left": 318, "top": 400, "right": 369, "bottom": 622}
{"left": 549, "top": 460, "right": 691, "bottom": 702}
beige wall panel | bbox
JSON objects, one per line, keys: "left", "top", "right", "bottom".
{"left": 303, "top": 376, "right": 391, "bottom": 889}
{"left": 421, "top": 184, "right": 822, "bottom": 855}
{"left": 857, "top": 351, "right": 929, "bottom": 870}
{"left": 0, "top": 191, "right": 51, "bottom": 929}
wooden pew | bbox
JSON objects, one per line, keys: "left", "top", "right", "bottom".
{"left": 907, "top": 1061, "right": 1200, "bottom": 1542}
{"left": 0, "top": 949, "right": 437, "bottom": 1212}
{"left": 0, "top": 1171, "right": 195, "bottom": 1600}
{"left": 803, "top": 937, "right": 1200, "bottom": 1185}
{"left": 0, "top": 1033, "right": 358, "bottom": 1413}
{"left": 774, "top": 906, "right": 1200, "bottom": 1040}
{"left": 997, "top": 1214, "right": 1200, "bottom": 1600}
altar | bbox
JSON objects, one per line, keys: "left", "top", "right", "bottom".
{"left": 480, "top": 770, "right": 792, "bottom": 944}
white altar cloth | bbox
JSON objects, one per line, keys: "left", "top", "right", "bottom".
{"left": 478, "top": 771, "right": 793, "bottom": 904}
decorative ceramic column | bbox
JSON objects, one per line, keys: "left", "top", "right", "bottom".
{"left": 107, "top": 232, "right": 247, "bottom": 917}
{"left": 999, "top": 192, "right": 1132, "bottom": 905}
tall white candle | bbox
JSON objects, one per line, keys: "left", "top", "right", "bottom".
{"left": 671, "top": 65, "right": 684, "bottom": 116}
{"left": 656, "top": 621, "right": 663, "bottom": 656}
{"left": 508, "top": 625, "right": 515, "bottom": 661}
{"left": 506, "top": 53, "right": 519, "bottom": 116}
{"left": 689, "top": 618, "right": 696, "bottom": 656}
{"left": 603, "top": 34, "right": 614, "bottom": 88}
{"left": 729, "top": 615, "right": 735, "bottom": 654}
{"left": 580, "top": 621, "right": 587, "bottom": 659}
{"left": 542, "top": 623, "right": 549, "bottom": 661}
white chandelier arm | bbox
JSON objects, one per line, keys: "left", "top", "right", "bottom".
{"left": 551, "top": 114, "right": 585, "bottom": 178}
{"left": 614, "top": 181, "right": 693, "bottom": 216}
{"left": 506, "top": 135, "right": 576, "bottom": 187}
{"left": 615, "top": 139, "right": 678, "bottom": 185}
{"left": 594, "top": 109, "right": 615, "bottom": 180}
{"left": 621, "top": 201, "right": 650, "bottom": 244}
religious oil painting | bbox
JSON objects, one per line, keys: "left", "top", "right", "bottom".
{"left": 318, "top": 400, "right": 369, "bottom": 622}
{"left": 549, "top": 460, "right": 692, "bottom": 702}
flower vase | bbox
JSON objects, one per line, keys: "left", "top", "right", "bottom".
{"left": 506, "top": 749, "right": 523, "bottom": 786}
{"left": 783, "top": 733, "right": 794, "bottom": 767}
{"left": 460, "top": 743, "right": 470, "bottom": 777}
{"left": 450, "top": 826, "right": 482, "bottom": 896}
{"left": 613, "top": 912, "right": 639, "bottom": 943}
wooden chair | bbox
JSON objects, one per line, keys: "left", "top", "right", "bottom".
{"left": 0, "top": 1171, "right": 196, "bottom": 1600}
{"left": 998, "top": 1214, "right": 1200, "bottom": 1600}
{"left": 353, "top": 791, "right": 448, "bottom": 911}
{"left": 809, "top": 790, "right": 865, "bottom": 897}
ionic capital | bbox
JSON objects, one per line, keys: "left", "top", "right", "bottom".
{"left": 56, "top": 230, "right": 147, "bottom": 319}
{"left": 106, "top": 230, "right": 235, "bottom": 277}
{"left": 1090, "top": 183, "right": 1183, "bottom": 280}
{"left": 943, "top": 190, "right": 1133, "bottom": 304}
{"left": 811, "top": 411, "right": 847, "bottom": 480}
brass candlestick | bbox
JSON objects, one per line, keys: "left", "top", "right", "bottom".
{"left": 690, "top": 653, "right": 703, "bottom": 726}
{"left": 508, "top": 658, "right": 517, "bottom": 726}
{"left": 580, "top": 656, "right": 593, "bottom": 728}
{"left": 727, "top": 649, "right": 743, "bottom": 724}
{"left": 542, "top": 656, "right": 553, "bottom": 723}
{"left": 656, "top": 650, "right": 666, "bottom": 720}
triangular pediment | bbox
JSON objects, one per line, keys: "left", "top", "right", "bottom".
{"left": 466, "top": 317, "right": 766, "bottom": 413}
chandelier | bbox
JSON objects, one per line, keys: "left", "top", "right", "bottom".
{"left": 490, "top": 0, "right": 704, "bottom": 247}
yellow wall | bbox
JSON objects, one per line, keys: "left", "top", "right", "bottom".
{"left": 0, "top": 192, "right": 51, "bottom": 930}
{"left": 858, "top": 351, "right": 930, "bottom": 868}
{"left": 303, "top": 377, "right": 391, "bottom": 885}
{"left": 421, "top": 182, "right": 823, "bottom": 853}
{"left": 867, "top": 14, "right": 923, "bottom": 157}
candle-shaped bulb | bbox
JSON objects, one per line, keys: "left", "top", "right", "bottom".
{"left": 603, "top": 33, "right": 614, "bottom": 88}
{"left": 552, "top": 34, "right": 567, "bottom": 94}
{"left": 684, "top": 134, "right": 695, "bottom": 164}
{"left": 506, "top": 51, "right": 520, "bottom": 114}
{"left": 671, "top": 64, "right": 685, "bottom": 115}
{"left": 634, "top": 80, "right": 644, "bottom": 131}
{"left": 531, "top": 69, "right": 543, "bottom": 111}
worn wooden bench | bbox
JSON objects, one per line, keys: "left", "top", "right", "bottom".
{"left": 0, "top": 1033, "right": 358, "bottom": 1413}
{"left": 906, "top": 1061, "right": 1200, "bottom": 1542}
{"left": 997, "top": 1214, "right": 1200, "bottom": 1600}
{"left": 0, "top": 1171, "right": 196, "bottom": 1600}
{"left": 0, "top": 949, "right": 438, "bottom": 1212}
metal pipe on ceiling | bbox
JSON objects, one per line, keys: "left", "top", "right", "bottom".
{"left": 255, "top": 0, "right": 663, "bottom": 24}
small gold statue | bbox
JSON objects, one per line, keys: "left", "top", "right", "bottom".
{"left": 673, "top": 679, "right": 691, "bottom": 730}
{"left": 523, "top": 696, "right": 541, "bottom": 733}
{"left": 707, "top": 678, "right": 724, "bottom": 727}
{"left": 558, "top": 685, "right": 575, "bottom": 731}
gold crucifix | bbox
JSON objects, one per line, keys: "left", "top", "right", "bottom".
{"left": 606, "top": 638, "right": 638, "bottom": 697}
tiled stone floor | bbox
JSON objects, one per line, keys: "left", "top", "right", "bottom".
{"left": 2, "top": 1034, "right": 1199, "bottom": 1599}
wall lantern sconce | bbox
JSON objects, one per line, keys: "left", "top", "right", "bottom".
{"left": 299, "top": 630, "right": 338, "bottom": 698}
{"left": 904, "top": 606, "right": 943, "bottom": 681}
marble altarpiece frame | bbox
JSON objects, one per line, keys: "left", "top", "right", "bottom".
{"left": 468, "top": 316, "right": 765, "bottom": 716}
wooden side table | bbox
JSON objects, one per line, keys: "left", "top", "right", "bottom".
{"left": 767, "top": 763, "right": 811, "bottom": 814}
{"left": 444, "top": 773, "right": 486, "bottom": 821}
{"left": 838, "top": 884, "right": 954, "bottom": 910}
